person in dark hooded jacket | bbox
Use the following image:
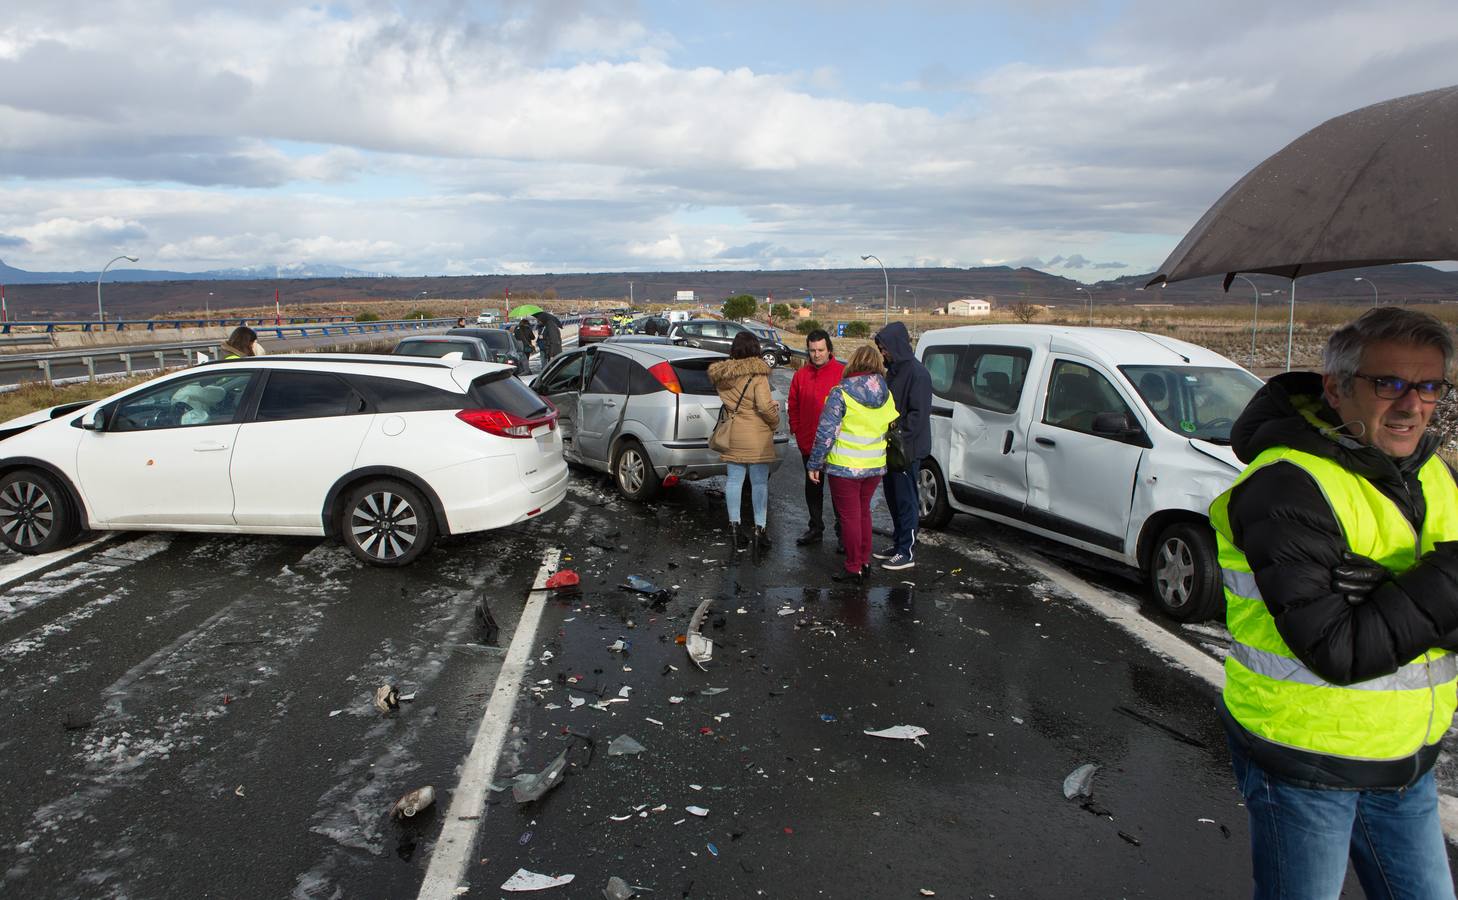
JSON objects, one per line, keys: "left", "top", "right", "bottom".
{"left": 872, "top": 321, "right": 932, "bottom": 570}
{"left": 1213, "top": 306, "right": 1458, "bottom": 898}
{"left": 534, "top": 312, "right": 562, "bottom": 368}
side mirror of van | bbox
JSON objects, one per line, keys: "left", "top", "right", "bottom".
{"left": 1092, "top": 411, "right": 1143, "bottom": 441}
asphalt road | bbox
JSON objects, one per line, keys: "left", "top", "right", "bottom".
{"left": 0, "top": 365, "right": 1452, "bottom": 898}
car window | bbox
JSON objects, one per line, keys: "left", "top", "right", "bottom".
{"left": 679, "top": 324, "right": 702, "bottom": 338}
{"left": 1042, "top": 360, "right": 1133, "bottom": 435}
{"left": 469, "top": 372, "right": 551, "bottom": 418}
{"left": 110, "top": 371, "right": 255, "bottom": 432}
{"left": 349, "top": 375, "right": 464, "bottom": 412}
{"left": 395, "top": 340, "right": 482, "bottom": 360}
{"left": 1120, "top": 364, "right": 1261, "bottom": 442}
{"left": 967, "top": 348, "right": 1031, "bottom": 414}
{"left": 587, "top": 351, "right": 632, "bottom": 394}
{"left": 668, "top": 358, "right": 720, "bottom": 395}
{"left": 540, "top": 352, "right": 589, "bottom": 393}
{"left": 627, "top": 359, "right": 663, "bottom": 394}
{"left": 256, "top": 371, "right": 362, "bottom": 422}
{"left": 924, "top": 348, "right": 964, "bottom": 400}
{"left": 701, "top": 322, "right": 729, "bottom": 338}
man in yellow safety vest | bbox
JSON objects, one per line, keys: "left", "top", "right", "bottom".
{"left": 1210, "top": 306, "right": 1458, "bottom": 899}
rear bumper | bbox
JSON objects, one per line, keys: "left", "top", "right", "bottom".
{"left": 437, "top": 457, "right": 569, "bottom": 534}
{"left": 646, "top": 436, "right": 789, "bottom": 479}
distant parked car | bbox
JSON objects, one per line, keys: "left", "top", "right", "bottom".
{"left": 914, "top": 324, "right": 1261, "bottom": 622}
{"left": 447, "top": 327, "right": 534, "bottom": 374}
{"left": 530, "top": 343, "right": 789, "bottom": 500}
{"left": 392, "top": 335, "right": 492, "bottom": 362}
{"left": 667, "top": 319, "right": 789, "bottom": 367}
{"left": 620, "top": 315, "right": 669, "bottom": 336}
{"left": 476, "top": 311, "right": 499, "bottom": 325}
{"left": 0, "top": 355, "right": 565, "bottom": 566}
{"left": 578, "top": 316, "right": 615, "bottom": 344}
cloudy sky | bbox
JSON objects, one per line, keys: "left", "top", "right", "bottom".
{"left": 0, "top": 0, "right": 1454, "bottom": 282}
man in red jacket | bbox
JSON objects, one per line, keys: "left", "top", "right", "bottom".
{"left": 788, "top": 329, "right": 847, "bottom": 548}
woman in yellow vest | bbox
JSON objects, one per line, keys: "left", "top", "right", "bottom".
{"left": 806, "top": 344, "right": 898, "bottom": 584}
{"left": 708, "top": 332, "right": 782, "bottom": 563}
{"left": 221, "top": 326, "right": 260, "bottom": 360}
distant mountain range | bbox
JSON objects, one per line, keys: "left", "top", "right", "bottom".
{"left": 2, "top": 259, "right": 1457, "bottom": 320}
{"left": 0, "top": 259, "right": 385, "bottom": 285}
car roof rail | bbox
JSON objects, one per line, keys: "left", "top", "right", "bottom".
{"left": 199, "top": 355, "right": 455, "bottom": 370}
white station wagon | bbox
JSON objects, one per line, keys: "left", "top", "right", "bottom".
{"left": 914, "top": 324, "right": 1261, "bottom": 621}
{"left": 0, "top": 355, "right": 567, "bottom": 565}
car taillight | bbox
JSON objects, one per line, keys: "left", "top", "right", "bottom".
{"left": 648, "top": 361, "right": 683, "bottom": 394}
{"left": 457, "top": 403, "right": 558, "bottom": 439}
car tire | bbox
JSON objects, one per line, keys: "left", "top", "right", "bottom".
{"left": 0, "top": 468, "right": 81, "bottom": 555}
{"left": 611, "top": 439, "right": 661, "bottom": 502}
{"left": 340, "top": 479, "right": 436, "bottom": 567}
{"left": 1147, "top": 521, "right": 1224, "bottom": 623}
{"left": 761, "top": 350, "right": 779, "bottom": 369}
{"left": 917, "top": 458, "right": 953, "bottom": 529}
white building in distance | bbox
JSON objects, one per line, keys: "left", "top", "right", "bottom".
{"left": 944, "top": 298, "right": 992, "bottom": 316}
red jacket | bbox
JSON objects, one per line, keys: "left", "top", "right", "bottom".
{"left": 787, "top": 356, "right": 847, "bottom": 453}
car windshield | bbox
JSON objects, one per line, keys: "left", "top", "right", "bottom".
{"left": 476, "top": 331, "right": 513, "bottom": 350}
{"left": 584, "top": 317, "right": 611, "bottom": 326}
{"left": 1120, "top": 365, "right": 1262, "bottom": 443}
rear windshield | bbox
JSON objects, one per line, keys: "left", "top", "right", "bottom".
{"left": 396, "top": 340, "right": 477, "bottom": 359}
{"left": 584, "top": 317, "right": 611, "bottom": 326}
{"left": 477, "top": 331, "right": 513, "bottom": 349}
{"left": 669, "top": 358, "right": 721, "bottom": 395}
{"left": 469, "top": 371, "right": 552, "bottom": 417}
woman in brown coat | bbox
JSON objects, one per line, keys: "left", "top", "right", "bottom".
{"left": 708, "top": 332, "right": 781, "bottom": 562}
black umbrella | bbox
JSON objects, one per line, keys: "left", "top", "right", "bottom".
{"left": 1147, "top": 85, "right": 1458, "bottom": 368}
{"left": 1149, "top": 84, "right": 1458, "bottom": 288}
{"left": 532, "top": 310, "right": 562, "bottom": 327}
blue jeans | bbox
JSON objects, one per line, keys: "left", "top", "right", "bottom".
{"left": 881, "top": 458, "right": 920, "bottom": 555}
{"left": 725, "top": 463, "right": 769, "bottom": 527}
{"left": 1230, "top": 739, "right": 1455, "bottom": 899}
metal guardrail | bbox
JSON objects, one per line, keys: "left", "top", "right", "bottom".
{"left": 0, "top": 315, "right": 357, "bottom": 335}
{"left": 0, "top": 317, "right": 464, "bottom": 384}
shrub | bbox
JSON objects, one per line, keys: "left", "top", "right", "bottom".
{"left": 355, "top": 312, "right": 381, "bottom": 322}
{"left": 722, "top": 294, "right": 757, "bottom": 320}
{"left": 771, "top": 303, "right": 791, "bottom": 320}
{"left": 794, "top": 318, "right": 823, "bottom": 335}
{"left": 844, "top": 320, "right": 871, "bottom": 338}
{"left": 403, "top": 307, "right": 435, "bottom": 320}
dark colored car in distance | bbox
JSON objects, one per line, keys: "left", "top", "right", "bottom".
{"left": 446, "top": 327, "right": 534, "bottom": 374}
{"left": 667, "top": 319, "right": 790, "bottom": 368}
{"left": 578, "top": 316, "right": 615, "bottom": 344}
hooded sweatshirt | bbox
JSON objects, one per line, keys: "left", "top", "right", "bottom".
{"left": 1221, "top": 371, "right": 1458, "bottom": 788}
{"left": 873, "top": 322, "right": 933, "bottom": 459}
{"left": 806, "top": 373, "right": 894, "bottom": 478}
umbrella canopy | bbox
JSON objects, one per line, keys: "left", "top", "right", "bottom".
{"left": 508, "top": 303, "right": 544, "bottom": 319}
{"left": 532, "top": 310, "right": 562, "bottom": 326}
{"left": 1148, "top": 84, "right": 1458, "bottom": 289}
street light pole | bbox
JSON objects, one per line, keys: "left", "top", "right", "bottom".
{"left": 861, "top": 255, "right": 890, "bottom": 325}
{"left": 1355, "top": 276, "right": 1379, "bottom": 307}
{"left": 1234, "top": 275, "right": 1262, "bottom": 368}
{"left": 97, "top": 254, "right": 139, "bottom": 324}
{"left": 1075, "top": 286, "right": 1092, "bottom": 326}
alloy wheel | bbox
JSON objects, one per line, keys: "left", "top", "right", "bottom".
{"left": 350, "top": 490, "right": 419, "bottom": 561}
{"left": 0, "top": 479, "right": 54, "bottom": 550}
{"left": 1153, "top": 536, "right": 1195, "bottom": 611}
{"left": 917, "top": 467, "right": 938, "bottom": 518}
{"left": 618, "top": 448, "right": 646, "bottom": 494}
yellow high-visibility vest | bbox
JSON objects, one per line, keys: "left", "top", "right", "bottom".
{"left": 825, "top": 389, "right": 898, "bottom": 471}
{"left": 1209, "top": 446, "right": 1458, "bottom": 760}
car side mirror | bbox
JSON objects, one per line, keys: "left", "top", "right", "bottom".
{"left": 1092, "top": 411, "right": 1141, "bottom": 439}
{"left": 81, "top": 406, "right": 107, "bottom": 431}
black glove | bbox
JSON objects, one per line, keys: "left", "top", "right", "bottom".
{"left": 1332, "top": 551, "right": 1388, "bottom": 605}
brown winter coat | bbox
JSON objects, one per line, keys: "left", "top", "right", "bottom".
{"left": 707, "top": 357, "right": 781, "bottom": 464}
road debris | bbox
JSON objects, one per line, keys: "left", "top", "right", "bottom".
{"left": 608, "top": 639, "right": 630, "bottom": 653}
{"left": 1118, "top": 830, "right": 1141, "bottom": 846}
{"left": 686, "top": 598, "right": 714, "bottom": 671}
{"left": 234, "top": 785, "right": 245, "bottom": 798}
{"left": 374, "top": 684, "right": 400, "bottom": 713}
{"left": 686, "top": 805, "right": 709, "bottom": 817}
{"left": 608, "top": 735, "right": 647, "bottom": 756}
{"left": 391, "top": 785, "right": 436, "bottom": 819}
{"left": 1114, "top": 705, "right": 1208, "bottom": 749}
{"left": 603, "top": 876, "right": 634, "bottom": 899}
{"left": 501, "top": 868, "right": 575, "bottom": 891}
{"left": 1063, "top": 763, "right": 1098, "bottom": 800}
{"left": 621, "top": 575, "right": 671, "bottom": 604}
{"left": 863, "top": 725, "right": 929, "bottom": 748}
{"left": 512, "top": 750, "right": 569, "bottom": 803}
{"left": 544, "top": 569, "right": 581, "bottom": 590}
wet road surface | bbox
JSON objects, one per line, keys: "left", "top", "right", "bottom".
{"left": 0, "top": 365, "right": 1453, "bottom": 897}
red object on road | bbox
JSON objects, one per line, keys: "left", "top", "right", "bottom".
{"left": 545, "top": 570, "right": 580, "bottom": 589}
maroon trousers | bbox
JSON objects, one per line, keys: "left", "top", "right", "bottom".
{"left": 828, "top": 474, "right": 881, "bottom": 574}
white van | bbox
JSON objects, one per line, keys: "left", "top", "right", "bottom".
{"left": 667, "top": 310, "right": 692, "bottom": 324}
{"left": 914, "top": 324, "right": 1262, "bottom": 622}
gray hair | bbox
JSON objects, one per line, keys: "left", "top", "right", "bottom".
{"left": 1322, "top": 306, "right": 1454, "bottom": 395}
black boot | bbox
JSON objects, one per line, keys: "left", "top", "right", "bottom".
{"left": 731, "top": 523, "right": 749, "bottom": 554}
{"left": 752, "top": 526, "right": 766, "bottom": 564}
{"left": 757, "top": 527, "right": 771, "bottom": 549}
{"left": 795, "top": 527, "right": 823, "bottom": 546}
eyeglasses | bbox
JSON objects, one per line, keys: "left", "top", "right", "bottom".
{"left": 1353, "top": 373, "right": 1454, "bottom": 402}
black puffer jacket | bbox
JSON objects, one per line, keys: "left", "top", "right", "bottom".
{"left": 1223, "top": 371, "right": 1458, "bottom": 787}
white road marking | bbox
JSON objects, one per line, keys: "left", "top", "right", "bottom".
{"left": 1021, "top": 547, "right": 1458, "bottom": 844}
{"left": 0, "top": 533, "right": 120, "bottom": 592}
{"left": 417, "top": 546, "right": 561, "bottom": 900}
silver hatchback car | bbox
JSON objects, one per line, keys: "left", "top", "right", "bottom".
{"left": 530, "top": 342, "right": 788, "bottom": 500}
